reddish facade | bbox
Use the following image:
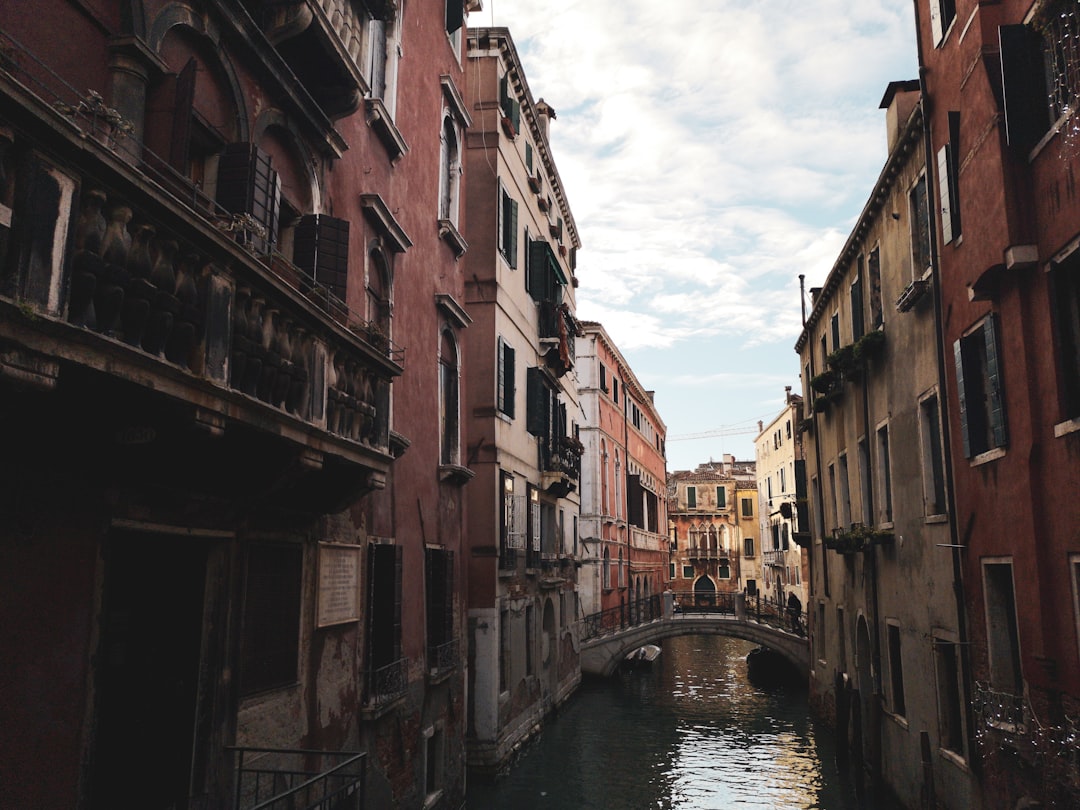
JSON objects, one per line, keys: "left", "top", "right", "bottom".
{"left": 917, "top": 0, "right": 1080, "bottom": 805}
{"left": 0, "top": 1, "right": 472, "bottom": 808}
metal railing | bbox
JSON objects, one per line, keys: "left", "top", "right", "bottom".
{"left": 973, "top": 681, "right": 1028, "bottom": 733}
{"left": 365, "top": 657, "right": 408, "bottom": 706}
{"left": 427, "top": 638, "right": 458, "bottom": 676}
{"left": 671, "top": 590, "right": 736, "bottom": 615}
{"left": 230, "top": 747, "right": 366, "bottom": 810}
{"left": 685, "top": 547, "right": 729, "bottom": 561}
{"left": 580, "top": 594, "right": 662, "bottom": 641}
{"left": 745, "top": 593, "right": 807, "bottom": 636}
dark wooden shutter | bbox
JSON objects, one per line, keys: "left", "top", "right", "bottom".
{"left": 526, "top": 367, "right": 548, "bottom": 436}
{"left": 984, "top": 314, "right": 1008, "bottom": 449}
{"left": 999, "top": 24, "right": 1050, "bottom": 153}
{"left": 216, "top": 143, "right": 280, "bottom": 254}
{"left": 507, "top": 197, "right": 518, "bottom": 268}
{"left": 850, "top": 276, "right": 864, "bottom": 341}
{"left": 170, "top": 58, "right": 196, "bottom": 171}
{"left": 953, "top": 337, "right": 971, "bottom": 458}
{"left": 240, "top": 544, "right": 302, "bottom": 695}
{"left": 294, "top": 214, "right": 350, "bottom": 302}
{"left": 499, "top": 341, "right": 516, "bottom": 418}
{"left": 627, "top": 474, "right": 643, "bottom": 527}
{"left": 445, "top": 0, "right": 463, "bottom": 34}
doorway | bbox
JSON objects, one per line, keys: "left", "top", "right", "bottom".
{"left": 92, "top": 532, "right": 210, "bottom": 810}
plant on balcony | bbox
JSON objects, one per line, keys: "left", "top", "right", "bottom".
{"left": 826, "top": 344, "right": 857, "bottom": 379}
{"left": 825, "top": 523, "right": 894, "bottom": 554}
{"left": 811, "top": 395, "right": 832, "bottom": 415}
{"left": 810, "top": 370, "right": 836, "bottom": 394}
{"left": 852, "top": 329, "right": 886, "bottom": 363}
{"left": 360, "top": 322, "right": 389, "bottom": 354}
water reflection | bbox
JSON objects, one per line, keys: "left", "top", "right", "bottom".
{"left": 468, "top": 634, "right": 893, "bottom": 809}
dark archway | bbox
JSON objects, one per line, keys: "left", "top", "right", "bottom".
{"left": 693, "top": 575, "right": 716, "bottom": 607}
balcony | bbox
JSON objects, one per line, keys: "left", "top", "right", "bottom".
{"left": 427, "top": 638, "right": 458, "bottom": 680}
{"left": 245, "top": 0, "right": 378, "bottom": 119}
{"left": 630, "top": 527, "right": 665, "bottom": 551}
{"left": 538, "top": 299, "right": 577, "bottom": 378}
{"left": 231, "top": 747, "right": 366, "bottom": 810}
{"left": 763, "top": 549, "right": 786, "bottom": 567}
{"left": 686, "top": 546, "right": 728, "bottom": 562}
{"left": 0, "top": 40, "right": 401, "bottom": 514}
{"left": 541, "top": 434, "right": 581, "bottom": 497}
{"left": 365, "top": 656, "right": 408, "bottom": 709}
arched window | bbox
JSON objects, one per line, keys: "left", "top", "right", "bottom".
{"left": 614, "top": 451, "right": 622, "bottom": 520}
{"left": 618, "top": 548, "right": 625, "bottom": 588}
{"left": 600, "top": 440, "right": 609, "bottom": 517}
{"left": 439, "top": 329, "right": 459, "bottom": 465}
{"left": 602, "top": 547, "right": 611, "bottom": 590}
{"left": 367, "top": 246, "right": 392, "bottom": 337}
{"left": 438, "top": 114, "right": 461, "bottom": 223}
{"left": 708, "top": 524, "right": 718, "bottom": 552}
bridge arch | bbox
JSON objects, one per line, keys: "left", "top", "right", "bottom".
{"left": 580, "top": 614, "right": 809, "bottom": 679}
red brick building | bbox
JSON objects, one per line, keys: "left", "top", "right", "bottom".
{"left": 916, "top": 0, "right": 1080, "bottom": 805}
{"left": 0, "top": 1, "right": 476, "bottom": 808}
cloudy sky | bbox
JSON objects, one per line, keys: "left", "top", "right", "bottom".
{"left": 473, "top": 1, "right": 919, "bottom": 471}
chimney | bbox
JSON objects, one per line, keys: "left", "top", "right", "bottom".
{"left": 535, "top": 98, "right": 556, "bottom": 141}
{"left": 758, "top": 420, "right": 764, "bottom": 434}
{"left": 784, "top": 385, "right": 792, "bottom": 403}
{"left": 880, "top": 79, "right": 921, "bottom": 154}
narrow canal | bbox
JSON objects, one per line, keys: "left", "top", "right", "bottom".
{"left": 467, "top": 634, "right": 900, "bottom": 809}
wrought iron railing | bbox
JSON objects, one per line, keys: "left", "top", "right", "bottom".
{"left": 671, "top": 590, "right": 736, "bottom": 615}
{"left": 427, "top": 638, "right": 458, "bottom": 676}
{"left": 745, "top": 593, "right": 806, "bottom": 636}
{"left": 230, "top": 747, "right": 366, "bottom": 810}
{"left": 973, "top": 681, "right": 1028, "bottom": 733}
{"left": 580, "top": 594, "right": 663, "bottom": 641}
{"left": 366, "top": 657, "right": 408, "bottom": 706}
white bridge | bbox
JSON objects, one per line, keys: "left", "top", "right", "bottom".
{"left": 579, "top": 593, "right": 810, "bottom": 678}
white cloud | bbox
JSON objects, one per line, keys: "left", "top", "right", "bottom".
{"left": 477, "top": 0, "right": 918, "bottom": 461}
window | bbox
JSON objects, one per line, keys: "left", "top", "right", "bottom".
{"left": 499, "top": 608, "right": 510, "bottom": 692}
{"left": 497, "top": 337, "right": 516, "bottom": 418}
{"left": 599, "top": 363, "right": 608, "bottom": 392}
{"left": 612, "top": 378, "right": 619, "bottom": 404}
{"left": 937, "top": 112, "right": 962, "bottom": 245}
{"left": 425, "top": 548, "right": 454, "bottom": 669}
{"left": 670, "top": 562, "right": 676, "bottom": 580}
{"left": 983, "top": 560, "right": 1023, "bottom": 695}
{"left": 445, "top": 0, "right": 464, "bottom": 37}
{"left": 877, "top": 425, "right": 893, "bottom": 524}
{"left": 240, "top": 543, "right": 302, "bottom": 695}
{"left": 858, "top": 438, "right": 873, "bottom": 526}
{"left": 851, "top": 269, "right": 865, "bottom": 341}
{"left": 367, "top": 543, "right": 403, "bottom": 698}
{"left": 718, "top": 562, "right": 731, "bottom": 579}
{"left": 830, "top": 312, "right": 840, "bottom": 354}
{"left": 716, "top": 486, "right": 726, "bottom": 508}
{"left": 525, "top": 604, "right": 534, "bottom": 676}
{"left": 500, "top": 473, "right": 521, "bottom": 568}
{"left": 869, "top": 247, "right": 883, "bottom": 329}
{"left": 744, "top": 537, "right": 755, "bottom": 557}
{"left": 935, "top": 637, "right": 965, "bottom": 755}
{"left": 954, "top": 314, "right": 1007, "bottom": 458}
{"left": 741, "top": 498, "right": 753, "bottom": 518}
{"left": 603, "top": 548, "right": 612, "bottom": 589}
{"left": 439, "top": 329, "right": 460, "bottom": 465}
{"left": 1051, "top": 251, "right": 1080, "bottom": 421}
{"left": 909, "top": 173, "right": 931, "bottom": 275}
{"left": 816, "top": 602, "right": 827, "bottom": 664}
{"left": 424, "top": 725, "right": 444, "bottom": 798}
{"left": 294, "top": 214, "right": 350, "bottom": 304}
{"left": 687, "top": 486, "right": 697, "bottom": 509}
{"left": 828, "top": 462, "right": 838, "bottom": 531}
{"left": 838, "top": 453, "right": 851, "bottom": 530}
{"left": 929, "top": 0, "right": 956, "bottom": 46}
{"left": 812, "top": 476, "right": 825, "bottom": 541}
{"left": 780, "top": 468, "right": 787, "bottom": 494}
{"left": 920, "top": 393, "right": 947, "bottom": 515}
{"left": 682, "top": 564, "right": 694, "bottom": 579}
{"left": 499, "top": 186, "right": 518, "bottom": 267}
{"left": 438, "top": 114, "right": 461, "bottom": 223}
{"left": 216, "top": 143, "right": 279, "bottom": 256}
{"left": 366, "top": 246, "right": 392, "bottom": 337}
{"left": 499, "top": 74, "right": 521, "bottom": 135}
{"left": 836, "top": 606, "right": 847, "bottom": 672}
{"left": 887, "top": 622, "right": 907, "bottom": 717}
{"left": 526, "top": 486, "right": 540, "bottom": 569}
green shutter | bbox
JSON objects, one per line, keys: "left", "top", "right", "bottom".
{"left": 984, "top": 314, "right": 1008, "bottom": 449}
{"left": 953, "top": 338, "right": 971, "bottom": 458}
{"left": 509, "top": 198, "right": 518, "bottom": 268}
{"left": 526, "top": 367, "right": 548, "bottom": 436}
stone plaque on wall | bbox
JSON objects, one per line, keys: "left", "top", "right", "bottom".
{"left": 317, "top": 543, "right": 361, "bottom": 627}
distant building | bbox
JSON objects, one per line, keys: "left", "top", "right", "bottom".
{"left": 667, "top": 457, "right": 757, "bottom": 604}
{"left": 461, "top": 27, "right": 583, "bottom": 774}
{"left": 576, "top": 321, "right": 669, "bottom": 620}
{"left": 753, "top": 388, "right": 808, "bottom": 610}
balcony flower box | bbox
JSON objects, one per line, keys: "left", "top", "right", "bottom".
{"left": 895, "top": 278, "right": 930, "bottom": 312}
{"left": 825, "top": 524, "right": 894, "bottom": 554}
{"left": 810, "top": 370, "right": 836, "bottom": 394}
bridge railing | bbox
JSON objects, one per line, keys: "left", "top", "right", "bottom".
{"left": 671, "top": 590, "right": 736, "bottom": 615}
{"left": 580, "top": 594, "right": 663, "bottom": 641}
{"left": 747, "top": 594, "right": 807, "bottom": 637}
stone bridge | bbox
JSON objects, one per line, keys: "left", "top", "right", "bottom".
{"left": 579, "top": 594, "right": 810, "bottom": 678}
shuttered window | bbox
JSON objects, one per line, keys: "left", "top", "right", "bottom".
{"left": 999, "top": 24, "right": 1050, "bottom": 154}
{"left": 850, "top": 273, "right": 865, "bottom": 341}
{"left": 526, "top": 366, "right": 551, "bottom": 436}
{"left": 445, "top": 0, "right": 463, "bottom": 34}
{"left": 216, "top": 143, "right": 280, "bottom": 255}
{"left": 954, "top": 314, "right": 1008, "bottom": 458}
{"left": 499, "top": 188, "right": 518, "bottom": 267}
{"left": 1051, "top": 253, "right": 1080, "bottom": 420}
{"left": 294, "top": 214, "right": 350, "bottom": 303}
{"left": 499, "top": 75, "right": 521, "bottom": 135}
{"left": 367, "top": 543, "right": 402, "bottom": 671}
{"left": 497, "top": 337, "right": 516, "bottom": 418}
{"left": 929, "top": 0, "right": 956, "bottom": 46}
{"left": 909, "top": 174, "right": 931, "bottom": 275}
{"left": 425, "top": 548, "right": 455, "bottom": 653}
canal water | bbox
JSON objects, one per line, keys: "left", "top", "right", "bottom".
{"left": 467, "top": 634, "right": 898, "bottom": 810}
